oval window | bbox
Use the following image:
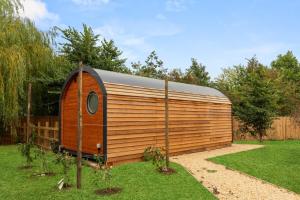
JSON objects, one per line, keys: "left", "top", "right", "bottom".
{"left": 87, "top": 91, "right": 98, "bottom": 114}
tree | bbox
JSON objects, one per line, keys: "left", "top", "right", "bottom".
{"left": 214, "top": 65, "right": 245, "bottom": 100}
{"left": 168, "top": 68, "right": 184, "bottom": 82}
{"left": 183, "top": 58, "right": 210, "bottom": 86}
{"left": 57, "top": 24, "right": 101, "bottom": 67}
{"left": 233, "top": 57, "right": 278, "bottom": 142}
{"left": 32, "top": 55, "right": 74, "bottom": 116}
{"left": 132, "top": 51, "right": 167, "bottom": 79}
{"left": 0, "top": 0, "right": 61, "bottom": 135}
{"left": 0, "top": 0, "right": 21, "bottom": 16}
{"left": 98, "top": 39, "right": 130, "bottom": 73}
{"left": 58, "top": 24, "right": 130, "bottom": 73}
{"left": 271, "top": 51, "right": 300, "bottom": 117}
{"left": 271, "top": 51, "right": 300, "bottom": 82}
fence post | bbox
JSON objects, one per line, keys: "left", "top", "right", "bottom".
{"left": 164, "top": 78, "right": 170, "bottom": 169}
{"left": 284, "top": 117, "right": 286, "bottom": 140}
{"left": 45, "top": 121, "right": 49, "bottom": 149}
{"left": 77, "top": 63, "right": 83, "bottom": 189}
{"left": 37, "top": 121, "right": 41, "bottom": 147}
{"left": 54, "top": 121, "right": 59, "bottom": 142}
{"left": 23, "top": 122, "right": 26, "bottom": 142}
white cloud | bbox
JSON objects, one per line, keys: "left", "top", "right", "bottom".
{"left": 71, "top": 0, "right": 110, "bottom": 6}
{"left": 166, "top": 0, "right": 187, "bottom": 12}
{"left": 19, "top": 0, "right": 59, "bottom": 29}
{"left": 94, "top": 24, "right": 152, "bottom": 64}
{"left": 94, "top": 24, "right": 150, "bottom": 50}
{"left": 94, "top": 20, "right": 182, "bottom": 64}
{"left": 94, "top": 24, "right": 124, "bottom": 39}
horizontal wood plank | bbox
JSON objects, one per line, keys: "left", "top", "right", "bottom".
{"left": 106, "top": 92, "right": 232, "bottom": 163}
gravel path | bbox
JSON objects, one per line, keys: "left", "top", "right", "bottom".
{"left": 171, "top": 144, "right": 300, "bottom": 200}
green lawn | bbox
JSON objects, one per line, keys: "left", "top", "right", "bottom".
{"left": 209, "top": 140, "right": 300, "bottom": 194}
{"left": 0, "top": 145, "right": 215, "bottom": 200}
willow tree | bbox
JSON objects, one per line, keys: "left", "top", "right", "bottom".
{"left": 0, "top": 0, "right": 57, "bottom": 135}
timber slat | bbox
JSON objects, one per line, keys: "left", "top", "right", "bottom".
{"left": 106, "top": 90, "right": 232, "bottom": 162}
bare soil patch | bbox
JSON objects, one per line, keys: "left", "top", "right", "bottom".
{"left": 62, "top": 184, "right": 72, "bottom": 190}
{"left": 158, "top": 167, "right": 176, "bottom": 175}
{"left": 95, "top": 187, "right": 122, "bottom": 196}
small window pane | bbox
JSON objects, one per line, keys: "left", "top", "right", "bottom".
{"left": 87, "top": 91, "right": 98, "bottom": 114}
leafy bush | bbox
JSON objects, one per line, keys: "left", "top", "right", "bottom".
{"left": 143, "top": 146, "right": 154, "bottom": 161}
{"left": 34, "top": 147, "right": 52, "bottom": 174}
{"left": 92, "top": 154, "right": 113, "bottom": 190}
{"left": 18, "top": 133, "right": 36, "bottom": 167}
{"left": 55, "top": 150, "right": 74, "bottom": 187}
{"left": 143, "top": 146, "right": 166, "bottom": 170}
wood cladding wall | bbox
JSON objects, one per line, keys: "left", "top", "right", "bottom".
{"left": 60, "top": 68, "right": 232, "bottom": 164}
{"left": 62, "top": 72, "right": 104, "bottom": 155}
{"left": 104, "top": 82, "right": 232, "bottom": 164}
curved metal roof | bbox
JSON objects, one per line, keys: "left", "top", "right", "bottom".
{"left": 94, "top": 68, "right": 228, "bottom": 99}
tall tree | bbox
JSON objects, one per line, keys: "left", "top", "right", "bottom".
{"left": 0, "top": 0, "right": 21, "bottom": 16}
{"left": 58, "top": 24, "right": 130, "bottom": 73}
{"left": 132, "top": 51, "right": 167, "bottom": 79}
{"left": 271, "top": 51, "right": 300, "bottom": 117}
{"left": 233, "top": 57, "right": 278, "bottom": 142}
{"left": 98, "top": 39, "right": 130, "bottom": 73}
{"left": 214, "top": 65, "right": 245, "bottom": 100}
{"left": 0, "top": 0, "right": 63, "bottom": 134}
{"left": 32, "top": 55, "right": 73, "bottom": 116}
{"left": 58, "top": 24, "right": 101, "bottom": 67}
{"left": 271, "top": 51, "right": 300, "bottom": 82}
{"left": 183, "top": 58, "right": 210, "bottom": 86}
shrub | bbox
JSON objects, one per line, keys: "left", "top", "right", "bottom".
{"left": 18, "top": 133, "right": 36, "bottom": 167}
{"left": 92, "top": 154, "right": 113, "bottom": 191}
{"left": 143, "top": 146, "right": 166, "bottom": 171}
{"left": 55, "top": 150, "right": 74, "bottom": 187}
{"left": 143, "top": 146, "right": 155, "bottom": 161}
{"left": 34, "top": 147, "right": 52, "bottom": 174}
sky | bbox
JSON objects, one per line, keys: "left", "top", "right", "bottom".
{"left": 19, "top": 0, "right": 300, "bottom": 78}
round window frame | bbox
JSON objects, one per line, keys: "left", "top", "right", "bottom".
{"left": 86, "top": 91, "right": 99, "bottom": 115}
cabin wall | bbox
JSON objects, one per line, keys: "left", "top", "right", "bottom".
{"left": 105, "top": 83, "right": 232, "bottom": 164}
{"left": 61, "top": 72, "right": 104, "bottom": 155}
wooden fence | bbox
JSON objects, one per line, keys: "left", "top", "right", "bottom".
{"left": 2, "top": 116, "right": 300, "bottom": 147}
{"left": 233, "top": 117, "right": 300, "bottom": 140}
{"left": 18, "top": 116, "right": 59, "bottom": 149}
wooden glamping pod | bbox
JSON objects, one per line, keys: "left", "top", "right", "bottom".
{"left": 59, "top": 66, "right": 232, "bottom": 164}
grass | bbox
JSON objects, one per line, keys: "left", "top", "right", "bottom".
{"left": 209, "top": 140, "right": 300, "bottom": 194}
{"left": 0, "top": 145, "right": 216, "bottom": 200}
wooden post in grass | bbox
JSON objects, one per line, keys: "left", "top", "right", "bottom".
{"left": 77, "top": 62, "right": 83, "bottom": 189}
{"left": 26, "top": 83, "right": 32, "bottom": 143}
{"left": 164, "top": 78, "right": 170, "bottom": 168}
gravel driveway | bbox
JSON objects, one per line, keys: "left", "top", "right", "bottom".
{"left": 171, "top": 144, "right": 300, "bottom": 200}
